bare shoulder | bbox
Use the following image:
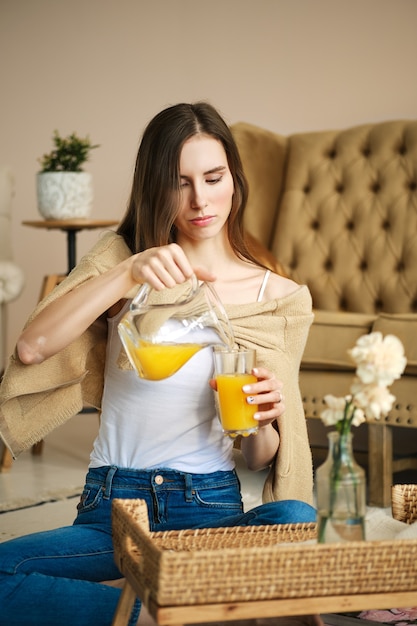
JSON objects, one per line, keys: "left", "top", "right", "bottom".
{"left": 264, "top": 271, "right": 301, "bottom": 300}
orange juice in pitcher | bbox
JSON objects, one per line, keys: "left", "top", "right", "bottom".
{"left": 128, "top": 339, "right": 202, "bottom": 380}
{"left": 118, "top": 277, "right": 234, "bottom": 380}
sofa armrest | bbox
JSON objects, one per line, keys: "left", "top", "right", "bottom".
{"left": 372, "top": 313, "right": 417, "bottom": 375}
{"left": 302, "top": 310, "right": 376, "bottom": 370}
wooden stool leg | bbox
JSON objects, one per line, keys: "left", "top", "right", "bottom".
{"left": 31, "top": 441, "right": 44, "bottom": 455}
{"left": 112, "top": 581, "right": 137, "bottom": 626}
{"left": 368, "top": 422, "right": 392, "bottom": 508}
{"left": 1, "top": 446, "right": 13, "bottom": 471}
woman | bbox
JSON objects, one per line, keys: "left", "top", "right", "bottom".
{"left": 0, "top": 102, "right": 316, "bottom": 626}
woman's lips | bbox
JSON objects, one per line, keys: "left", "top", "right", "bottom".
{"left": 190, "top": 215, "right": 215, "bottom": 227}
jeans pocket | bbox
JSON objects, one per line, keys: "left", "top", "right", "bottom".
{"left": 76, "top": 484, "right": 104, "bottom": 514}
{"left": 193, "top": 484, "right": 243, "bottom": 510}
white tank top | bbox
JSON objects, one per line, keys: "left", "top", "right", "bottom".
{"left": 89, "top": 271, "right": 271, "bottom": 472}
{"left": 89, "top": 302, "right": 233, "bottom": 472}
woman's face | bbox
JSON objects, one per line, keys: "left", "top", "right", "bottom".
{"left": 174, "top": 134, "right": 234, "bottom": 243}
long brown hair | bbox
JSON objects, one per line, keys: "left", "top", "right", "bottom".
{"left": 117, "top": 101, "right": 258, "bottom": 264}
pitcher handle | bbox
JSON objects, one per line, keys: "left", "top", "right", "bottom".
{"left": 130, "top": 274, "right": 199, "bottom": 311}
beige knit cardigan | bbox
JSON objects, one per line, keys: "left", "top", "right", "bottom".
{"left": 0, "top": 231, "right": 314, "bottom": 505}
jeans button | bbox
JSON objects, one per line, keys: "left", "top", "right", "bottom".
{"left": 154, "top": 475, "right": 164, "bottom": 485}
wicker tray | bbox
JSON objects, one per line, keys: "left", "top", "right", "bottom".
{"left": 112, "top": 498, "right": 417, "bottom": 607}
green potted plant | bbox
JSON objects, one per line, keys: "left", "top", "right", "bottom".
{"left": 37, "top": 131, "right": 100, "bottom": 220}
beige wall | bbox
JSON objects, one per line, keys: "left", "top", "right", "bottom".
{"left": 1, "top": 0, "right": 417, "bottom": 356}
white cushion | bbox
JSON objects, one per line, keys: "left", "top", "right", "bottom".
{"left": 0, "top": 260, "right": 25, "bottom": 303}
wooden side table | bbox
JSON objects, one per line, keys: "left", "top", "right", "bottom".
{"left": 23, "top": 219, "right": 119, "bottom": 299}
{"left": 0, "top": 218, "right": 119, "bottom": 470}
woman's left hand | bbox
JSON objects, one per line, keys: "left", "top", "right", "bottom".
{"left": 210, "top": 366, "right": 282, "bottom": 470}
{"left": 242, "top": 366, "right": 284, "bottom": 428}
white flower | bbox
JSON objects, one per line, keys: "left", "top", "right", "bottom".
{"left": 350, "top": 405, "right": 366, "bottom": 427}
{"left": 321, "top": 395, "right": 347, "bottom": 426}
{"left": 348, "top": 332, "right": 406, "bottom": 387}
{"left": 320, "top": 332, "right": 406, "bottom": 432}
{"left": 351, "top": 379, "right": 396, "bottom": 421}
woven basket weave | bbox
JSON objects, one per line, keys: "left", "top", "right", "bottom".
{"left": 112, "top": 498, "right": 417, "bottom": 607}
{"left": 392, "top": 483, "right": 417, "bottom": 524}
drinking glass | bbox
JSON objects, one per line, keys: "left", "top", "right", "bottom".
{"left": 118, "top": 276, "right": 234, "bottom": 380}
{"left": 213, "top": 347, "right": 259, "bottom": 438}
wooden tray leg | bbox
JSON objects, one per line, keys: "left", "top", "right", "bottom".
{"left": 112, "top": 581, "right": 137, "bottom": 626}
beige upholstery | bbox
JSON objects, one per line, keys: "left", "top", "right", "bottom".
{"left": 232, "top": 120, "right": 417, "bottom": 507}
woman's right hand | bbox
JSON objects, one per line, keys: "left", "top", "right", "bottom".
{"left": 130, "top": 243, "right": 215, "bottom": 290}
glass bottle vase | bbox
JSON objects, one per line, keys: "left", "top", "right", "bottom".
{"left": 315, "top": 431, "right": 366, "bottom": 543}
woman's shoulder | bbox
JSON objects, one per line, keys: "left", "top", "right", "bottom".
{"left": 263, "top": 271, "right": 301, "bottom": 301}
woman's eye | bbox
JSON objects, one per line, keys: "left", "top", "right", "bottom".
{"left": 180, "top": 180, "right": 189, "bottom": 188}
{"left": 207, "top": 177, "right": 222, "bottom": 185}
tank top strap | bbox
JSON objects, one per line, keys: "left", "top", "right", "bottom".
{"left": 257, "top": 270, "right": 271, "bottom": 302}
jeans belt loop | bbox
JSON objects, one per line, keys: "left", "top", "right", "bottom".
{"left": 103, "top": 465, "right": 118, "bottom": 499}
{"left": 185, "top": 473, "right": 194, "bottom": 502}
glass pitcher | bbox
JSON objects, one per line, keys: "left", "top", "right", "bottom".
{"left": 118, "top": 276, "right": 235, "bottom": 380}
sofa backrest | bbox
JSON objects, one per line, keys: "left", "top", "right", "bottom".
{"left": 231, "top": 122, "right": 287, "bottom": 248}
{"left": 234, "top": 120, "right": 417, "bottom": 316}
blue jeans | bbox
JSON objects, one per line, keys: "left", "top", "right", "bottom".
{"left": 0, "top": 466, "right": 316, "bottom": 626}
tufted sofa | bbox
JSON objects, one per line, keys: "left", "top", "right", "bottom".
{"left": 232, "top": 119, "right": 417, "bottom": 508}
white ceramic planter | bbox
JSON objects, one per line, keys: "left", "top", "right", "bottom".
{"left": 37, "top": 172, "right": 93, "bottom": 220}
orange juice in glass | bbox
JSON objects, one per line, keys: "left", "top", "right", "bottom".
{"left": 213, "top": 348, "right": 259, "bottom": 437}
